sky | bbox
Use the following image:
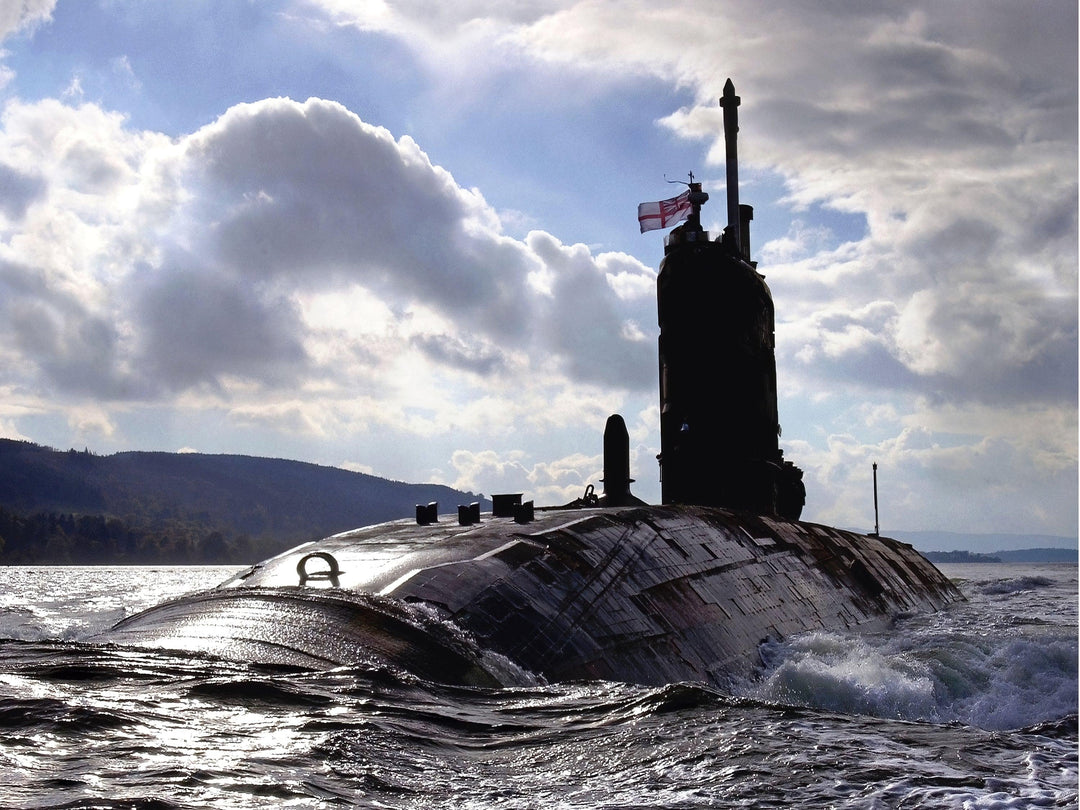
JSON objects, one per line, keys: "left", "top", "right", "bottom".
{"left": 0, "top": 1, "right": 1076, "bottom": 539}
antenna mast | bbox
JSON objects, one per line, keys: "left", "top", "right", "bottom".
{"left": 871, "top": 462, "right": 880, "bottom": 536}
{"left": 719, "top": 78, "right": 741, "bottom": 252}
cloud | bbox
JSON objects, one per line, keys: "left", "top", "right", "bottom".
{"left": 409, "top": 333, "right": 508, "bottom": 376}
{"left": 442, "top": 447, "right": 601, "bottom": 504}
{"left": 0, "top": 2, "right": 56, "bottom": 92}
{"left": 0, "top": 93, "right": 655, "bottom": 432}
{"left": 1, "top": 1, "right": 1074, "bottom": 535}
{"left": 792, "top": 417, "right": 1077, "bottom": 537}
{"left": 0, "top": 1, "right": 55, "bottom": 41}
{"left": 0, "top": 162, "right": 45, "bottom": 220}
{"left": 131, "top": 262, "right": 311, "bottom": 393}
{"left": 181, "top": 97, "right": 657, "bottom": 392}
{"left": 526, "top": 231, "right": 655, "bottom": 389}
{"left": 300, "top": 0, "right": 1077, "bottom": 416}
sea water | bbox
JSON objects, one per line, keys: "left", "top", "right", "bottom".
{"left": 0, "top": 562, "right": 1075, "bottom": 808}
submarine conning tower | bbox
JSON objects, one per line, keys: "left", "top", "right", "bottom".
{"left": 656, "top": 79, "right": 805, "bottom": 519}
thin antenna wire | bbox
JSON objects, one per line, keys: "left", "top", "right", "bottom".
{"left": 663, "top": 171, "right": 696, "bottom": 187}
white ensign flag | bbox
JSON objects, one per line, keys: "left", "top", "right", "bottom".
{"left": 637, "top": 190, "right": 692, "bottom": 233}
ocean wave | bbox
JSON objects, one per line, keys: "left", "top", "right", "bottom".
{"left": 747, "top": 628, "right": 1078, "bottom": 731}
{"left": 0, "top": 696, "right": 137, "bottom": 733}
{"left": 977, "top": 576, "right": 1057, "bottom": 595}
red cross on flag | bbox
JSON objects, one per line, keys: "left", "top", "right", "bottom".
{"left": 637, "top": 190, "right": 692, "bottom": 233}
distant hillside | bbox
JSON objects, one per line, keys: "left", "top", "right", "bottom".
{"left": 992, "top": 548, "right": 1078, "bottom": 563}
{"left": 924, "top": 548, "right": 1077, "bottom": 564}
{"left": 890, "top": 529, "right": 1078, "bottom": 556}
{"left": 0, "top": 439, "right": 488, "bottom": 564}
{"left": 922, "top": 550, "right": 1002, "bottom": 563}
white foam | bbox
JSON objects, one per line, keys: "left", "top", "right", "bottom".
{"left": 748, "top": 625, "right": 1078, "bottom": 731}
{"left": 398, "top": 598, "right": 544, "bottom": 687}
{"left": 752, "top": 633, "right": 940, "bottom": 720}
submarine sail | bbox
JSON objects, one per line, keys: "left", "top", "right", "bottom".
{"left": 657, "top": 79, "right": 803, "bottom": 519}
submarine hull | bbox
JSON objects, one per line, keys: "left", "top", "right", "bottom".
{"left": 104, "top": 587, "right": 505, "bottom": 685}
{"left": 101, "top": 505, "right": 962, "bottom": 687}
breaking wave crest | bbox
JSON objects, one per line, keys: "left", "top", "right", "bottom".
{"left": 745, "top": 564, "right": 1078, "bottom": 732}
{"left": 749, "top": 630, "right": 1078, "bottom": 731}
{"left": 975, "top": 574, "right": 1056, "bottom": 595}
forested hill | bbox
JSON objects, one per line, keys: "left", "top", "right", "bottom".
{"left": 0, "top": 439, "right": 488, "bottom": 564}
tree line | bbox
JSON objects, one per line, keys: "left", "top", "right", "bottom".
{"left": 0, "top": 506, "right": 288, "bottom": 564}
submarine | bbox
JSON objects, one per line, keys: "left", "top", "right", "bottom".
{"left": 101, "top": 80, "right": 963, "bottom": 688}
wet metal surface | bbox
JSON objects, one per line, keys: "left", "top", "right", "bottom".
{"left": 104, "top": 505, "right": 962, "bottom": 688}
